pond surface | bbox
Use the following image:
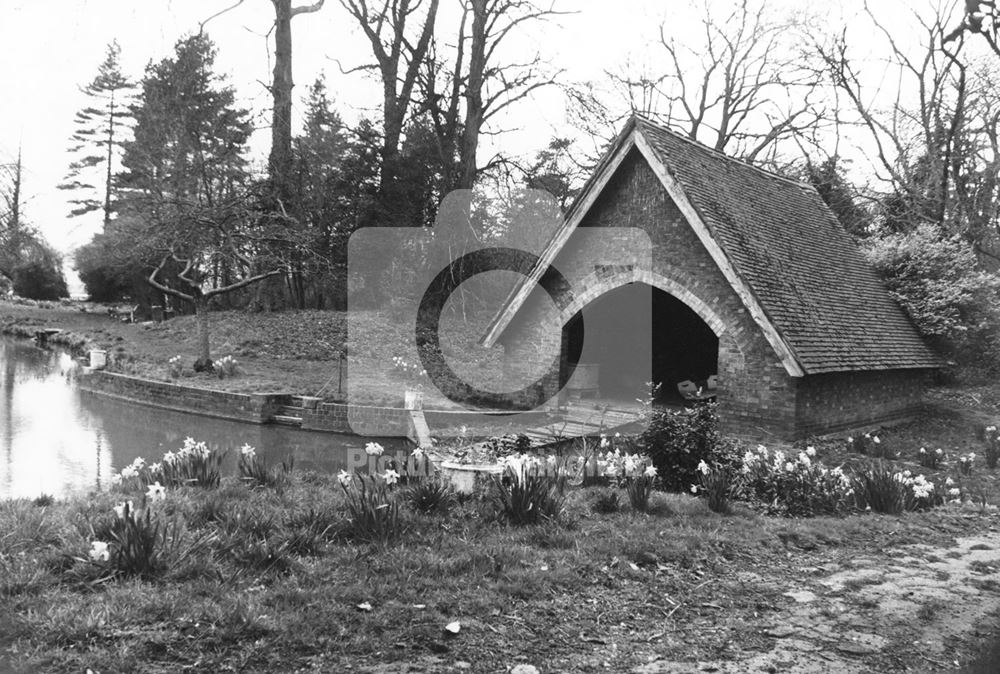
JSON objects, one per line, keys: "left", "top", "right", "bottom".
{"left": 0, "top": 338, "right": 407, "bottom": 499}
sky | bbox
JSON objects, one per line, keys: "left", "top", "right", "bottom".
{"left": 0, "top": 0, "right": 972, "bottom": 283}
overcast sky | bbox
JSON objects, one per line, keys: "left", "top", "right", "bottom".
{"left": 0, "top": 0, "right": 968, "bottom": 275}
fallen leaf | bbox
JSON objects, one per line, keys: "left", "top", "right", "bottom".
{"left": 444, "top": 621, "right": 461, "bottom": 634}
{"left": 357, "top": 602, "right": 373, "bottom": 612}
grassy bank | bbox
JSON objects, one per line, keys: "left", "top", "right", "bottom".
{"left": 0, "top": 299, "right": 505, "bottom": 411}
{"left": 2, "top": 449, "right": 1000, "bottom": 673}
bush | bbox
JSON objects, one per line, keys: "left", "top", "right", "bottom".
{"left": 864, "top": 224, "right": 1000, "bottom": 359}
{"left": 742, "top": 446, "right": 853, "bottom": 517}
{"left": 13, "top": 259, "right": 68, "bottom": 301}
{"left": 489, "top": 454, "right": 566, "bottom": 525}
{"left": 641, "top": 403, "right": 737, "bottom": 492}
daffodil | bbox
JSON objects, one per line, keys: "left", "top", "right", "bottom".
{"left": 365, "top": 442, "right": 384, "bottom": 456}
{"left": 240, "top": 444, "right": 256, "bottom": 459}
{"left": 89, "top": 541, "right": 109, "bottom": 562}
{"left": 384, "top": 469, "right": 400, "bottom": 486}
{"left": 113, "top": 501, "right": 133, "bottom": 519}
{"left": 644, "top": 465, "right": 657, "bottom": 478}
{"left": 337, "top": 470, "right": 352, "bottom": 487}
{"left": 146, "top": 481, "right": 166, "bottom": 501}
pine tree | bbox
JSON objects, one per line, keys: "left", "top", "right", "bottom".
{"left": 59, "top": 40, "right": 134, "bottom": 227}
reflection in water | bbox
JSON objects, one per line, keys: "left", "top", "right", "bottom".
{"left": 0, "top": 338, "right": 407, "bottom": 499}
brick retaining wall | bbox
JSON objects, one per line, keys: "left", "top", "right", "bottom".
{"left": 76, "top": 370, "right": 287, "bottom": 424}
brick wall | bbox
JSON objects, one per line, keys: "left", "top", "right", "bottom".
{"left": 77, "top": 370, "right": 287, "bottom": 424}
{"left": 794, "top": 369, "right": 931, "bottom": 437}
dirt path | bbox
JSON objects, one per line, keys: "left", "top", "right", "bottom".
{"left": 633, "top": 531, "right": 1000, "bottom": 673}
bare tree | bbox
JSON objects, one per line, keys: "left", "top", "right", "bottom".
{"left": 0, "top": 146, "right": 28, "bottom": 282}
{"left": 338, "top": 0, "right": 440, "bottom": 222}
{"left": 420, "top": 0, "right": 566, "bottom": 191}
{"left": 816, "top": 4, "right": 968, "bottom": 223}
{"left": 567, "top": 0, "right": 823, "bottom": 165}
{"left": 816, "top": 1, "right": 1000, "bottom": 265}
{"left": 142, "top": 197, "right": 296, "bottom": 367}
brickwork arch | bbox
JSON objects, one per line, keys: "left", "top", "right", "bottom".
{"left": 556, "top": 268, "right": 729, "bottom": 338}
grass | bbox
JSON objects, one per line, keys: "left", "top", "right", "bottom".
{"left": 0, "top": 299, "right": 521, "bottom": 431}
{"left": 0, "top": 469, "right": 997, "bottom": 673}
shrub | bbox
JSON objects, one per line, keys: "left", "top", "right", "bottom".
{"left": 641, "top": 403, "right": 737, "bottom": 492}
{"left": 692, "top": 462, "right": 738, "bottom": 514}
{"left": 338, "top": 471, "right": 402, "bottom": 543}
{"left": 489, "top": 454, "right": 566, "bottom": 525}
{"left": 864, "top": 224, "right": 1000, "bottom": 360}
{"left": 405, "top": 476, "right": 456, "bottom": 515}
{"left": 742, "top": 446, "right": 853, "bottom": 517}
{"left": 13, "top": 258, "right": 68, "bottom": 301}
{"left": 33, "top": 494, "right": 54, "bottom": 507}
{"left": 483, "top": 433, "right": 533, "bottom": 461}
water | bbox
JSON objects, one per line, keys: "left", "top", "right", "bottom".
{"left": 0, "top": 338, "right": 406, "bottom": 499}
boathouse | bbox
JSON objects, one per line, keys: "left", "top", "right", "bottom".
{"left": 482, "top": 115, "right": 941, "bottom": 440}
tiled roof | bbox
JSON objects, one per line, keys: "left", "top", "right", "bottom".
{"left": 634, "top": 116, "right": 941, "bottom": 373}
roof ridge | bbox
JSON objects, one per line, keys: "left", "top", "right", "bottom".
{"left": 631, "top": 114, "right": 815, "bottom": 192}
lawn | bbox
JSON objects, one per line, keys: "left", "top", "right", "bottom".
{"left": 1, "top": 447, "right": 1000, "bottom": 673}
{"left": 0, "top": 299, "right": 506, "bottom": 409}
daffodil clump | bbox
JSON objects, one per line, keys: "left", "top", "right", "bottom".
{"left": 691, "top": 460, "right": 738, "bottom": 514}
{"left": 390, "top": 355, "right": 426, "bottom": 383}
{"left": 741, "top": 445, "right": 854, "bottom": 516}
{"left": 852, "top": 462, "right": 943, "bottom": 514}
{"left": 167, "top": 355, "right": 183, "bottom": 379}
{"left": 81, "top": 489, "right": 207, "bottom": 580}
{"left": 959, "top": 452, "right": 977, "bottom": 476}
{"left": 214, "top": 355, "right": 239, "bottom": 378}
{"left": 490, "top": 453, "right": 567, "bottom": 525}
{"left": 984, "top": 425, "right": 999, "bottom": 469}
{"left": 238, "top": 443, "right": 294, "bottom": 490}
{"left": 847, "top": 432, "right": 898, "bottom": 460}
{"left": 337, "top": 447, "right": 418, "bottom": 543}
{"left": 110, "top": 437, "right": 228, "bottom": 490}
{"left": 596, "top": 440, "right": 658, "bottom": 511}
{"left": 918, "top": 446, "right": 946, "bottom": 470}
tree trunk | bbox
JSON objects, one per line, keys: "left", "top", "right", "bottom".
{"left": 194, "top": 298, "right": 213, "bottom": 371}
{"left": 270, "top": 0, "right": 295, "bottom": 204}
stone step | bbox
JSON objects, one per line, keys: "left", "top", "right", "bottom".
{"left": 272, "top": 414, "right": 303, "bottom": 427}
{"left": 278, "top": 405, "right": 306, "bottom": 416}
